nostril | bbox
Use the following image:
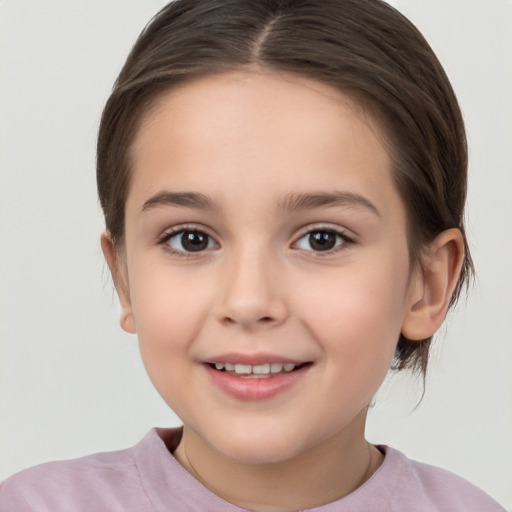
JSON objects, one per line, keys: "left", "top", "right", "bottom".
{"left": 221, "top": 315, "right": 276, "bottom": 327}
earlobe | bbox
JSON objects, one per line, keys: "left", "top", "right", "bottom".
{"left": 100, "top": 231, "right": 136, "bottom": 334}
{"left": 401, "top": 228, "right": 465, "bottom": 341}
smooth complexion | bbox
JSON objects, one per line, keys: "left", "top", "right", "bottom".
{"left": 102, "top": 70, "right": 463, "bottom": 511}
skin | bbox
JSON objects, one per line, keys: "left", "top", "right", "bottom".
{"left": 102, "top": 70, "right": 463, "bottom": 511}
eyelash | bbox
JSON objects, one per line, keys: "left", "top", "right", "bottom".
{"left": 157, "top": 225, "right": 354, "bottom": 257}
{"left": 292, "top": 225, "right": 354, "bottom": 257}
{"left": 158, "top": 225, "right": 218, "bottom": 258}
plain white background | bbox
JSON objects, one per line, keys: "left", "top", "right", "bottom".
{"left": 1, "top": 0, "right": 511, "bottom": 508}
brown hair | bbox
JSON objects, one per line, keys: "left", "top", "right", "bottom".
{"left": 97, "top": 0, "right": 474, "bottom": 378}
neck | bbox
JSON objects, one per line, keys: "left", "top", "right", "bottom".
{"left": 173, "top": 411, "right": 383, "bottom": 511}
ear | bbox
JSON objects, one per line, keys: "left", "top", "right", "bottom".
{"left": 401, "top": 228, "right": 465, "bottom": 341}
{"left": 100, "top": 231, "right": 136, "bottom": 334}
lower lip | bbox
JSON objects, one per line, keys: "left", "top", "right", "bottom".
{"left": 204, "top": 364, "right": 310, "bottom": 401}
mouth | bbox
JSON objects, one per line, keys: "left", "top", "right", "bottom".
{"left": 206, "top": 361, "right": 311, "bottom": 379}
{"left": 202, "top": 353, "right": 313, "bottom": 400}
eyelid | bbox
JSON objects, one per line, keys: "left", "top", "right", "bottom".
{"left": 293, "top": 223, "right": 354, "bottom": 241}
{"left": 291, "top": 223, "right": 355, "bottom": 253}
{"left": 157, "top": 223, "right": 220, "bottom": 256}
{"left": 156, "top": 222, "right": 354, "bottom": 256}
{"left": 158, "top": 223, "right": 216, "bottom": 241}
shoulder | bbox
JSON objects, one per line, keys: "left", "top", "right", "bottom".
{"left": 1, "top": 427, "right": 239, "bottom": 512}
{"left": 383, "top": 446, "right": 506, "bottom": 512}
{"left": 0, "top": 429, "right": 170, "bottom": 512}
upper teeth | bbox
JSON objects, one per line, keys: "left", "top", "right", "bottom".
{"left": 214, "top": 362, "right": 296, "bottom": 374}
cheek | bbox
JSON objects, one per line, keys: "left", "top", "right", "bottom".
{"left": 128, "top": 266, "right": 212, "bottom": 359}
{"left": 294, "top": 254, "right": 410, "bottom": 370}
{"left": 127, "top": 268, "right": 215, "bottom": 412}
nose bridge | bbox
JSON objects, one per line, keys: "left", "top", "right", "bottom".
{"left": 217, "top": 240, "right": 287, "bottom": 328}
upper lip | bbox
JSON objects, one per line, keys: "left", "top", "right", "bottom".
{"left": 202, "top": 352, "right": 309, "bottom": 366}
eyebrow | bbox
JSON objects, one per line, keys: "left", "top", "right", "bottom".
{"left": 278, "top": 191, "right": 381, "bottom": 217}
{"left": 141, "top": 189, "right": 380, "bottom": 217}
{"left": 141, "top": 191, "right": 219, "bottom": 212}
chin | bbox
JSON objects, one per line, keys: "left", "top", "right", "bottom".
{"left": 206, "top": 425, "right": 314, "bottom": 466}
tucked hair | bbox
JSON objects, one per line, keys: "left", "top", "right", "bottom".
{"left": 97, "top": 0, "right": 473, "bottom": 378}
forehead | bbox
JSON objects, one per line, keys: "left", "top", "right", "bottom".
{"left": 136, "top": 69, "right": 384, "bottom": 150}
{"left": 127, "top": 70, "right": 398, "bottom": 216}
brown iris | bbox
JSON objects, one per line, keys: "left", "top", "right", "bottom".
{"left": 180, "top": 231, "right": 209, "bottom": 252}
{"left": 308, "top": 231, "right": 337, "bottom": 251}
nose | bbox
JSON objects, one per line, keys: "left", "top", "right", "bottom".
{"left": 215, "top": 248, "right": 288, "bottom": 329}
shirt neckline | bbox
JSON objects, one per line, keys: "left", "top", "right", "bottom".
{"left": 134, "top": 427, "right": 402, "bottom": 511}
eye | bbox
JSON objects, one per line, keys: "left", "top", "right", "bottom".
{"left": 164, "top": 229, "right": 218, "bottom": 254}
{"left": 294, "top": 229, "right": 349, "bottom": 253}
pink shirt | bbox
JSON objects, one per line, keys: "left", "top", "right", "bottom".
{"left": 0, "top": 428, "right": 505, "bottom": 511}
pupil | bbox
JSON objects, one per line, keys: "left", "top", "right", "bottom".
{"left": 309, "top": 231, "right": 336, "bottom": 251}
{"left": 182, "top": 231, "right": 208, "bottom": 252}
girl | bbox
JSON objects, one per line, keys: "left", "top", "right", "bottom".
{"left": 1, "top": 1, "right": 508, "bottom": 510}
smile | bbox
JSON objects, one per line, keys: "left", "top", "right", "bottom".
{"left": 204, "top": 359, "right": 312, "bottom": 400}
{"left": 209, "top": 362, "right": 299, "bottom": 378}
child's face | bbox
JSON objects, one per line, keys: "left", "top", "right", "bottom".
{"left": 118, "top": 71, "right": 420, "bottom": 464}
